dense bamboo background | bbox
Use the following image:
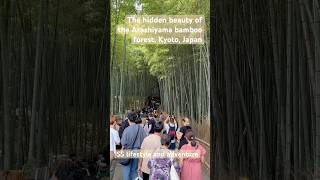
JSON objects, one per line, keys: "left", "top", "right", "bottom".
{"left": 211, "top": 0, "right": 320, "bottom": 179}
{"left": 0, "top": 0, "right": 110, "bottom": 174}
{"left": 1, "top": 0, "right": 319, "bottom": 179}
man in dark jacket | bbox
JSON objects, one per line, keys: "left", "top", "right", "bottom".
{"left": 119, "top": 117, "right": 129, "bottom": 139}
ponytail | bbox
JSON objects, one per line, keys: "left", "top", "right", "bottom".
{"left": 185, "top": 130, "right": 198, "bottom": 147}
{"left": 191, "top": 139, "right": 197, "bottom": 147}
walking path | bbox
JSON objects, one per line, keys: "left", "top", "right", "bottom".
{"left": 112, "top": 162, "right": 210, "bottom": 180}
{"left": 110, "top": 110, "right": 210, "bottom": 180}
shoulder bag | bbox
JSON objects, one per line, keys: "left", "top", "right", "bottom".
{"left": 119, "top": 126, "right": 140, "bottom": 166}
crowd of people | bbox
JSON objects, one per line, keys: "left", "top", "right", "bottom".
{"left": 110, "top": 106, "right": 207, "bottom": 180}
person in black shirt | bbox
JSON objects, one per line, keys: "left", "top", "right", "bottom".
{"left": 119, "top": 115, "right": 130, "bottom": 139}
{"left": 147, "top": 114, "right": 156, "bottom": 134}
{"left": 178, "top": 117, "right": 192, "bottom": 149}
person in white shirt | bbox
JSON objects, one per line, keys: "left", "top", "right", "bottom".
{"left": 110, "top": 115, "right": 120, "bottom": 180}
{"left": 138, "top": 121, "right": 164, "bottom": 180}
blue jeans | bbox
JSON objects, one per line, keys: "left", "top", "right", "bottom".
{"left": 122, "top": 158, "right": 138, "bottom": 180}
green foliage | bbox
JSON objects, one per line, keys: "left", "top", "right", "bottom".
{"left": 111, "top": 0, "right": 210, "bottom": 79}
{"left": 49, "top": 0, "right": 105, "bottom": 42}
{"left": 110, "top": 0, "right": 210, "bottom": 118}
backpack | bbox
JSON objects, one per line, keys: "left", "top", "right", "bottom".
{"left": 168, "top": 124, "right": 177, "bottom": 140}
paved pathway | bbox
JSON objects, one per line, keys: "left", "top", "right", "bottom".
{"left": 112, "top": 162, "right": 210, "bottom": 180}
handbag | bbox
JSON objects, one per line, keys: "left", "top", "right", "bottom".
{"left": 170, "top": 158, "right": 180, "bottom": 180}
{"left": 119, "top": 126, "right": 140, "bottom": 166}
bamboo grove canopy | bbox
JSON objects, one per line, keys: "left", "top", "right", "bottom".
{"left": 1, "top": 0, "right": 320, "bottom": 179}
{"left": 110, "top": 0, "right": 210, "bottom": 124}
{"left": 0, "top": 0, "right": 109, "bottom": 173}
{"left": 211, "top": 0, "right": 320, "bottom": 179}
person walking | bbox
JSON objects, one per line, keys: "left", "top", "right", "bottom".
{"left": 138, "top": 121, "right": 164, "bottom": 180}
{"left": 135, "top": 116, "right": 144, "bottom": 128}
{"left": 109, "top": 116, "right": 120, "bottom": 180}
{"left": 120, "top": 112, "right": 147, "bottom": 180}
{"left": 119, "top": 117, "right": 129, "bottom": 139}
{"left": 143, "top": 118, "right": 152, "bottom": 136}
{"left": 148, "top": 134, "right": 180, "bottom": 180}
{"left": 147, "top": 113, "right": 156, "bottom": 134}
{"left": 177, "top": 117, "right": 192, "bottom": 149}
{"left": 180, "top": 130, "right": 206, "bottom": 180}
{"left": 164, "top": 116, "right": 178, "bottom": 150}
{"left": 159, "top": 112, "right": 166, "bottom": 122}
{"left": 119, "top": 110, "right": 135, "bottom": 139}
